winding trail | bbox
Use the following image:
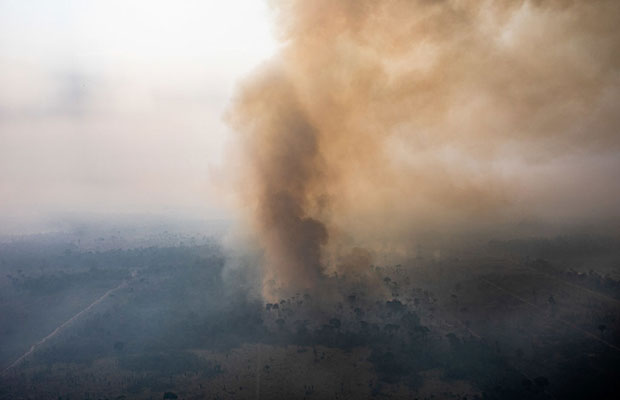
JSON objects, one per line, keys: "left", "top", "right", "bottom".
{"left": 2, "top": 277, "right": 131, "bottom": 376}
{"left": 480, "top": 277, "right": 620, "bottom": 352}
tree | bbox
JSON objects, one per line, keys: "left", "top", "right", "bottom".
{"left": 329, "top": 318, "right": 341, "bottom": 329}
{"left": 534, "top": 376, "right": 549, "bottom": 389}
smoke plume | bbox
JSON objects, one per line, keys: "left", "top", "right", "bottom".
{"left": 227, "top": 0, "right": 620, "bottom": 296}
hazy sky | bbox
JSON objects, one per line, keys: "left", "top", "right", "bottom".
{"left": 2, "top": 0, "right": 620, "bottom": 243}
{"left": 0, "top": 0, "right": 277, "bottom": 231}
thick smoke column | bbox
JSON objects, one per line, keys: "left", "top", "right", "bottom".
{"left": 228, "top": 0, "right": 620, "bottom": 296}
{"left": 229, "top": 71, "right": 328, "bottom": 293}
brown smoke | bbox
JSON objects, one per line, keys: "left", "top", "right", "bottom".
{"left": 227, "top": 0, "right": 620, "bottom": 296}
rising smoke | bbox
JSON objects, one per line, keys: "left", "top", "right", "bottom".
{"left": 227, "top": 0, "right": 620, "bottom": 297}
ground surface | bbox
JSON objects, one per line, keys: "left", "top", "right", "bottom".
{"left": 1, "top": 231, "right": 619, "bottom": 399}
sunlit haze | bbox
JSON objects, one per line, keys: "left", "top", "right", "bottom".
{"left": 0, "top": 0, "right": 277, "bottom": 233}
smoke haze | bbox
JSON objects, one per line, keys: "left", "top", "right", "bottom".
{"left": 228, "top": 0, "right": 620, "bottom": 295}
{"left": 0, "top": 0, "right": 277, "bottom": 234}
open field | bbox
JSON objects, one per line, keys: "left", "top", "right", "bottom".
{"left": 1, "top": 230, "right": 618, "bottom": 399}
